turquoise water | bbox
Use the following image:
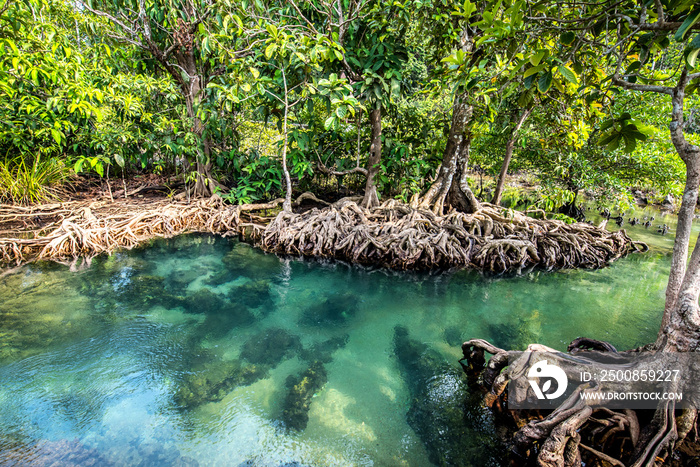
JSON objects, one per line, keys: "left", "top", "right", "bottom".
{"left": 0, "top": 208, "right": 688, "bottom": 466}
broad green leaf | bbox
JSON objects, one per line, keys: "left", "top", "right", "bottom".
{"left": 558, "top": 65, "right": 578, "bottom": 84}
{"left": 530, "top": 50, "right": 545, "bottom": 66}
{"left": 324, "top": 115, "right": 336, "bottom": 130}
{"left": 114, "top": 154, "right": 125, "bottom": 167}
{"left": 537, "top": 71, "right": 552, "bottom": 93}
{"left": 50, "top": 129, "right": 62, "bottom": 145}
{"left": 553, "top": 78, "right": 566, "bottom": 93}
{"left": 685, "top": 37, "right": 700, "bottom": 68}
{"left": 524, "top": 65, "right": 544, "bottom": 78}
{"left": 560, "top": 31, "right": 576, "bottom": 45}
{"left": 626, "top": 60, "right": 642, "bottom": 74}
{"left": 675, "top": 9, "right": 700, "bottom": 41}
{"left": 606, "top": 135, "right": 621, "bottom": 151}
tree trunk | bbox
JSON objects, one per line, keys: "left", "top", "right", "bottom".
{"left": 361, "top": 106, "right": 382, "bottom": 209}
{"left": 491, "top": 107, "right": 533, "bottom": 205}
{"left": 416, "top": 93, "right": 480, "bottom": 215}
{"left": 178, "top": 50, "right": 215, "bottom": 198}
{"left": 656, "top": 72, "right": 700, "bottom": 350}
{"left": 281, "top": 69, "right": 293, "bottom": 212}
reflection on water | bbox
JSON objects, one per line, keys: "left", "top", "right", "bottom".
{"left": 0, "top": 207, "right": 685, "bottom": 465}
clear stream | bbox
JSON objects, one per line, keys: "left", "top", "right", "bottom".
{"left": 0, "top": 205, "right": 695, "bottom": 466}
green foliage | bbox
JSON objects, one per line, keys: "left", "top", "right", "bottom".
{"left": 0, "top": 156, "right": 70, "bottom": 204}
{"left": 0, "top": 0, "right": 696, "bottom": 213}
{"left": 222, "top": 149, "right": 283, "bottom": 204}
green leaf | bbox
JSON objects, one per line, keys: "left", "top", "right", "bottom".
{"left": 675, "top": 9, "right": 700, "bottom": 41}
{"left": 625, "top": 60, "right": 642, "bottom": 74}
{"left": 553, "top": 78, "right": 565, "bottom": 93}
{"left": 537, "top": 71, "right": 552, "bottom": 93}
{"left": 685, "top": 37, "right": 700, "bottom": 68}
{"left": 606, "top": 135, "right": 621, "bottom": 151}
{"left": 265, "top": 43, "right": 276, "bottom": 59}
{"left": 50, "top": 128, "right": 62, "bottom": 145}
{"left": 523, "top": 74, "right": 536, "bottom": 89}
{"left": 524, "top": 64, "right": 544, "bottom": 78}
{"left": 558, "top": 65, "right": 578, "bottom": 84}
{"left": 114, "top": 154, "right": 125, "bottom": 167}
{"left": 324, "top": 115, "right": 337, "bottom": 130}
{"left": 560, "top": 31, "right": 576, "bottom": 45}
{"left": 530, "top": 50, "right": 545, "bottom": 66}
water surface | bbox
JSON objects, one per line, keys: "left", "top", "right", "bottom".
{"left": 0, "top": 208, "right": 690, "bottom": 466}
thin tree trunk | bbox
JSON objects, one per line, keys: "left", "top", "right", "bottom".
{"left": 179, "top": 52, "right": 216, "bottom": 198}
{"left": 491, "top": 107, "right": 533, "bottom": 205}
{"left": 416, "top": 92, "right": 480, "bottom": 215}
{"left": 281, "top": 69, "right": 293, "bottom": 212}
{"left": 361, "top": 106, "right": 382, "bottom": 209}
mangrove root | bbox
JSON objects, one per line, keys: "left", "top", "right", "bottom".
{"left": 261, "top": 199, "right": 645, "bottom": 273}
{"left": 462, "top": 337, "right": 699, "bottom": 466}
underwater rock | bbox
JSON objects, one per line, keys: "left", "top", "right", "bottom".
{"left": 299, "top": 334, "right": 349, "bottom": 363}
{"left": 240, "top": 328, "right": 301, "bottom": 367}
{"left": 0, "top": 438, "right": 113, "bottom": 467}
{"left": 174, "top": 354, "right": 268, "bottom": 409}
{"left": 120, "top": 274, "right": 181, "bottom": 309}
{"left": 197, "top": 306, "right": 255, "bottom": 338}
{"left": 167, "top": 267, "right": 203, "bottom": 289}
{"left": 104, "top": 441, "right": 198, "bottom": 466}
{"left": 205, "top": 269, "right": 235, "bottom": 286}
{"left": 443, "top": 326, "right": 464, "bottom": 347}
{"left": 485, "top": 317, "right": 537, "bottom": 350}
{"left": 221, "top": 243, "right": 280, "bottom": 280}
{"left": 393, "top": 326, "right": 504, "bottom": 466}
{"left": 281, "top": 361, "right": 328, "bottom": 431}
{"left": 300, "top": 292, "right": 358, "bottom": 326}
{"left": 228, "top": 280, "right": 274, "bottom": 310}
{"left": 238, "top": 461, "right": 308, "bottom": 467}
{"left": 181, "top": 289, "right": 226, "bottom": 314}
{"left": 183, "top": 289, "right": 256, "bottom": 337}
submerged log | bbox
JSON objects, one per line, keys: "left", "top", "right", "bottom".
{"left": 260, "top": 199, "right": 647, "bottom": 273}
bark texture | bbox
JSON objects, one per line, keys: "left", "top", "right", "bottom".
{"left": 361, "top": 106, "right": 382, "bottom": 209}
{"left": 415, "top": 93, "right": 480, "bottom": 215}
{"left": 491, "top": 107, "right": 533, "bottom": 205}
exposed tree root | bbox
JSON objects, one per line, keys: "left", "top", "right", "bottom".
{"left": 0, "top": 191, "right": 338, "bottom": 266}
{"left": 260, "top": 199, "right": 647, "bottom": 272}
{"left": 0, "top": 195, "right": 247, "bottom": 265}
{"left": 2, "top": 194, "right": 647, "bottom": 275}
{"left": 462, "top": 337, "right": 699, "bottom": 467}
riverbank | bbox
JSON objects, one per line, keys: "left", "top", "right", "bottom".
{"left": 1, "top": 186, "right": 647, "bottom": 274}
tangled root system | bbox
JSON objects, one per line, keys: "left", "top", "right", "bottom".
{"left": 261, "top": 199, "right": 647, "bottom": 273}
{"left": 0, "top": 196, "right": 242, "bottom": 265}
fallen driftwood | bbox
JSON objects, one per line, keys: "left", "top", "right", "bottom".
{"left": 261, "top": 198, "right": 647, "bottom": 273}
